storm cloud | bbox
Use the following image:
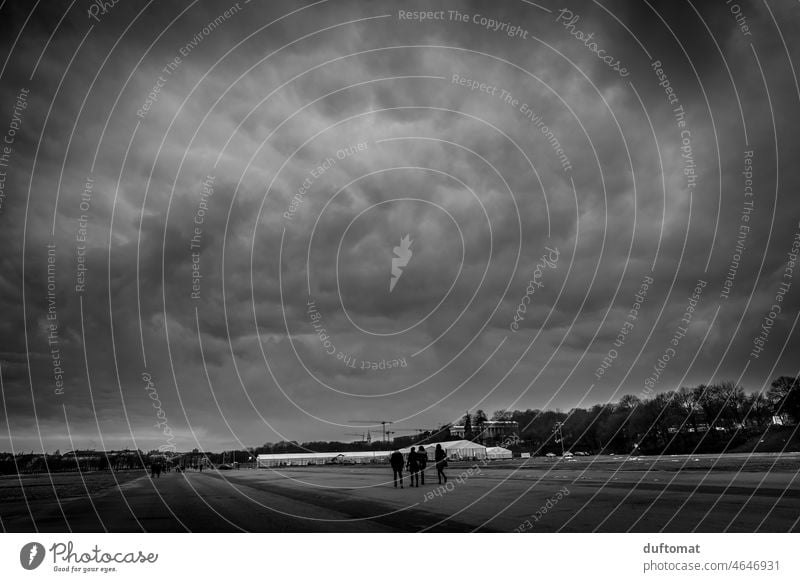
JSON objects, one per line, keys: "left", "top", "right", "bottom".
{"left": 0, "top": 0, "right": 798, "bottom": 452}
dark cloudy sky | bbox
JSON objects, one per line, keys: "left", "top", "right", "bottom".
{"left": 1, "top": 0, "right": 798, "bottom": 452}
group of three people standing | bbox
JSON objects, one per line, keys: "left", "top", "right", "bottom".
{"left": 389, "top": 443, "right": 448, "bottom": 488}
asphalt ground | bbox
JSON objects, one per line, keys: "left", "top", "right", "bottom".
{"left": 2, "top": 453, "right": 798, "bottom": 532}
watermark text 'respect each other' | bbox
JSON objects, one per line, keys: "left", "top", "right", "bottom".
{"left": 514, "top": 486, "right": 570, "bottom": 532}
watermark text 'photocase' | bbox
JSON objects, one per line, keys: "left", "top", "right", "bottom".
{"left": 510, "top": 246, "right": 560, "bottom": 332}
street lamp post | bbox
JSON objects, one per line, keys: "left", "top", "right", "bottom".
{"left": 554, "top": 422, "right": 565, "bottom": 456}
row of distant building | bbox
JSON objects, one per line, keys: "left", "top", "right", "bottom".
{"left": 0, "top": 421, "right": 525, "bottom": 468}
{"left": 256, "top": 439, "right": 513, "bottom": 467}
{"left": 449, "top": 420, "right": 520, "bottom": 442}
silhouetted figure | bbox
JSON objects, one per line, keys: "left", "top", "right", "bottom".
{"left": 150, "top": 463, "right": 157, "bottom": 479}
{"left": 390, "top": 450, "right": 404, "bottom": 488}
{"left": 417, "top": 446, "right": 427, "bottom": 485}
{"left": 435, "top": 444, "right": 448, "bottom": 484}
{"left": 407, "top": 446, "right": 419, "bottom": 487}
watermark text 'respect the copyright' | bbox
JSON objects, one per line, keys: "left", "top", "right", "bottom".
{"left": 642, "top": 279, "right": 706, "bottom": 398}
{"left": 306, "top": 297, "right": 406, "bottom": 371}
{"left": 0, "top": 87, "right": 28, "bottom": 214}
{"left": 398, "top": 10, "right": 529, "bottom": 39}
{"left": 190, "top": 175, "right": 216, "bottom": 300}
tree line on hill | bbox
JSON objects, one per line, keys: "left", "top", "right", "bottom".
{"left": 488, "top": 375, "right": 800, "bottom": 455}
{"left": 257, "top": 375, "right": 800, "bottom": 456}
{"left": 3, "top": 376, "right": 798, "bottom": 473}
{"left": 0, "top": 448, "right": 234, "bottom": 475}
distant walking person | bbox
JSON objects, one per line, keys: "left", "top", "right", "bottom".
{"left": 416, "top": 446, "right": 427, "bottom": 485}
{"left": 407, "top": 446, "right": 420, "bottom": 487}
{"left": 390, "top": 450, "right": 404, "bottom": 488}
{"left": 435, "top": 444, "right": 448, "bottom": 484}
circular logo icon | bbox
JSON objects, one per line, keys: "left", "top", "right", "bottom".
{"left": 20, "top": 542, "right": 46, "bottom": 570}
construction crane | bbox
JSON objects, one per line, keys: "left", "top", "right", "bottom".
{"left": 344, "top": 432, "right": 371, "bottom": 443}
{"left": 384, "top": 430, "right": 425, "bottom": 442}
{"left": 392, "top": 428, "right": 434, "bottom": 438}
{"left": 348, "top": 420, "right": 393, "bottom": 444}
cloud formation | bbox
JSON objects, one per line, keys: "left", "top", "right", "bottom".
{"left": 0, "top": 0, "right": 798, "bottom": 452}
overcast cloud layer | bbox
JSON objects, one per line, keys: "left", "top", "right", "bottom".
{"left": 0, "top": 0, "right": 798, "bottom": 452}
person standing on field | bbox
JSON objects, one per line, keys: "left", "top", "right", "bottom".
{"left": 407, "top": 446, "right": 419, "bottom": 487}
{"left": 390, "top": 450, "right": 404, "bottom": 488}
{"left": 416, "top": 445, "right": 427, "bottom": 485}
{"left": 435, "top": 444, "right": 448, "bottom": 484}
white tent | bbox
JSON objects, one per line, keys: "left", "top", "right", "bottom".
{"left": 401, "top": 440, "right": 487, "bottom": 461}
{"left": 486, "top": 446, "right": 513, "bottom": 459}
{"left": 256, "top": 450, "right": 391, "bottom": 468}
